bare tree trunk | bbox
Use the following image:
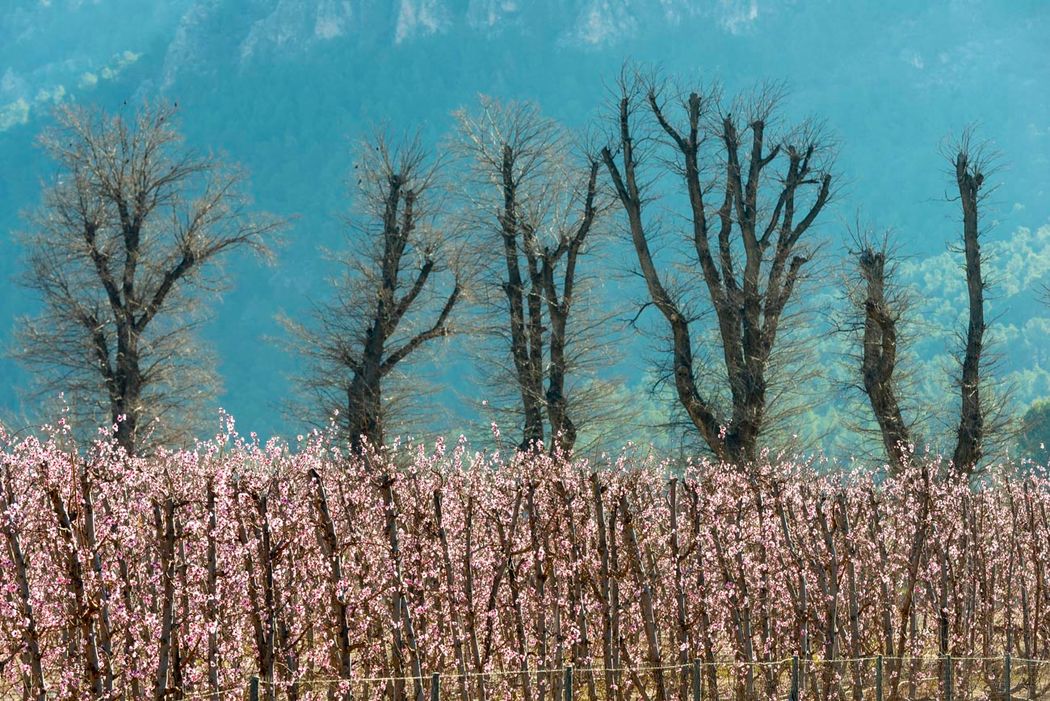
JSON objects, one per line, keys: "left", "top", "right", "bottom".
{"left": 814, "top": 496, "right": 841, "bottom": 699}
{"left": 433, "top": 487, "right": 470, "bottom": 701}
{"left": 684, "top": 484, "right": 720, "bottom": 701}
{"left": 380, "top": 475, "right": 425, "bottom": 701}
{"left": 76, "top": 466, "right": 115, "bottom": 695}
{"left": 710, "top": 513, "right": 758, "bottom": 701}
{"left": 607, "top": 494, "right": 624, "bottom": 701}
{"left": 526, "top": 482, "right": 550, "bottom": 701}
{"left": 347, "top": 370, "right": 384, "bottom": 453}
{"left": 619, "top": 492, "right": 668, "bottom": 701}
{"left": 602, "top": 75, "right": 831, "bottom": 467}
{"left": 668, "top": 480, "right": 691, "bottom": 701}
{"left": 310, "top": 469, "right": 355, "bottom": 700}
{"left": 858, "top": 247, "right": 912, "bottom": 470}
{"left": 837, "top": 494, "right": 864, "bottom": 701}
{"left": 173, "top": 514, "right": 193, "bottom": 699}
{"left": 541, "top": 161, "right": 600, "bottom": 455}
{"left": 952, "top": 145, "right": 987, "bottom": 474}
{"left": 590, "top": 475, "right": 619, "bottom": 701}
{"left": 48, "top": 488, "right": 104, "bottom": 698}
{"left": 103, "top": 493, "right": 143, "bottom": 700}
{"left": 205, "top": 479, "right": 221, "bottom": 698}
{"left": 463, "top": 497, "right": 488, "bottom": 701}
{"left": 112, "top": 338, "right": 142, "bottom": 455}
{"left": 235, "top": 492, "right": 274, "bottom": 701}
{"left": 495, "top": 489, "right": 533, "bottom": 701}
{"left": 555, "top": 478, "right": 597, "bottom": 701}
{"left": 0, "top": 472, "right": 46, "bottom": 700}
{"left": 153, "top": 496, "right": 177, "bottom": 701}
{"left": 888, "top": 465, "right": 932, "bottom": 701}
{"left": 497, "top": 144, "right": 546, "bottom": 450}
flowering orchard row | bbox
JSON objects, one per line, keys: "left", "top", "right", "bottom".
{"left": 1, "top": 423, "right": 1048, "bottom": 701}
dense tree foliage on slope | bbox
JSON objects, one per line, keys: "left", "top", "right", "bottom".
{"left": 1019, "top": 398, "right": 1050, "bottom": 463}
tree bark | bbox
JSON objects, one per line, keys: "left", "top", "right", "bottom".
{"left": 952, "top": 148, "right": 987, "bottom": 474}
{"left": 858, "top": 247, "right": 912, "bottom": 471}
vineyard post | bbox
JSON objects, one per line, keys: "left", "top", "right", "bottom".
{"left": 875, "top": 656, "right": 883, "bottom": 701}
{"left": 691, "top": 659, "right": 702, "bottom": 701}
{"left": 944, "top": 654, "right": 953, "bottom": 701}
{"left": 1003, "top": 653, "right": 1011, "bottom": 701}
{"left": 789, "top": 656, "right": 799, "bottom": 701}
{"left": 431, "top": 673, "right": 440, "bottom": 701}
{"left": 563, "top": 665, "right": 573, "bottom": 701}
{"left": 249, "top": 675, "right": 259, "bottom": 701}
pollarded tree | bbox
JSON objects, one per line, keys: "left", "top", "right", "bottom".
{"left": 844, "top": 232, "right": 916, "bottom": 470}
{"left": 455, "top": 97, "right": 610, "bottom": 454}
{"left": 853, "top": 134, "right": 996, "bottom": 476}
{"left": 284, "top": 136, "right": 461, "bottom": 453}
{"left": 16, "top": 102, "right": 279, "bottom": 455}
{"left": 950, "top": 135, "right": 990, "bottom": 473}
{"left": 601, "top": 70, "right": 833, "bottom": 466}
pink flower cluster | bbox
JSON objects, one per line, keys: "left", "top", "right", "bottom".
{"left": 1, "top": 423, "right": 1047, "bottom": 700}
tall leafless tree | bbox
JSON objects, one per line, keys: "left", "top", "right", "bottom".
{"left": 455, "top": 98, "right": 611, "bottom": 454}
{"left": 852, "top": 133, "right": 995, "bottom": 476}
{"left": 600, "top": 70, "right": 833, "bottom": 466}
{"left": 283, "top": 136, "right": 461, "bottom": 453}
{"left": 950, "top": 135, "right": 989, "bottom": 473}
{"left": 15, "top": 103, "right": 279, "bottom": 455}
{"left": 847, "top": 232, "right": 915, "bottom": 470}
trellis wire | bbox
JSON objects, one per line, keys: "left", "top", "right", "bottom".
{"left": 237, "top": 653, "right": 1046, "bottom": 701}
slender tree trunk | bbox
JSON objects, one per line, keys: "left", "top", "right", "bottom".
{"left": 952, "top": 149, "right": 986, "bottom": 474}
{"left": 433, "top": 488, "right": 470, "bottom": 701}
{"left": 858, "top": 247, "right": 911, "bottom": 470}
{"left": 48, "top": 488, "right": 104, "bottom": 698}
{"left": 590, "top": 475, "right": 620, "bottom": 701}
{"left": 380, "top": 475, "right": 425, "bottom": 701}
{"left": 77, "top": 467, "right": 115, "bottom": 695}
{"left": 153, "top": 496, "right": 177, "bottom": 701}
{"left": 0, "top": 474, "right": 46, "bottom": 700}
{"left": 310, "top": 468, "right": 355, "bottom": 701}
{"left": 668, "top": 480, "right": 691, "bottom": 701}
{"left": 205, "top": 479, "right": 221, "bottom": 698}
{"left": 463, "top": 497, "right": 488, "bottom": 701}
{"left": 526, "top": 482, "right": 550, "bottom": 701}
{"left": 619, "top": 492, "right": 668, "bottom": 701}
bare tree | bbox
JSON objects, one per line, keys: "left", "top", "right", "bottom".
{"left": 16, "top": 102, "right": 279, "bottom": 455}
{"left": 851, "top": 132, "right": 999, "bottom": 476}
{"left": 950, "top": 134, "right": 989, "bottom": 473}
{"left": 600, "top": 70, "right": 833, "bottom": 466}
{"left": 455, "top": 97, "right": 611, "bottom": 454}
{"left": 846, "top": 232, "right": 914, "bottom": 470}
{"left": 283, "top": 135, "right": 461, "bottom": 453}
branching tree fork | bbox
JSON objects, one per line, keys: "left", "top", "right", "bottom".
{"left": 17, "top": 103, "right": 279, "bottom": 455}
{"left": 285, "top": 136, "right": 461, "bottom": 452}
{"left": 601, "top": 72, "right": 833, "bottom": 465}
{"left": 456, "top": 99, "right": 606, "bottom": 454}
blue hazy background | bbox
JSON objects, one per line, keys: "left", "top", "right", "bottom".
{"left": 1, "top": 0, "right": 1048, "bottom": 448}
